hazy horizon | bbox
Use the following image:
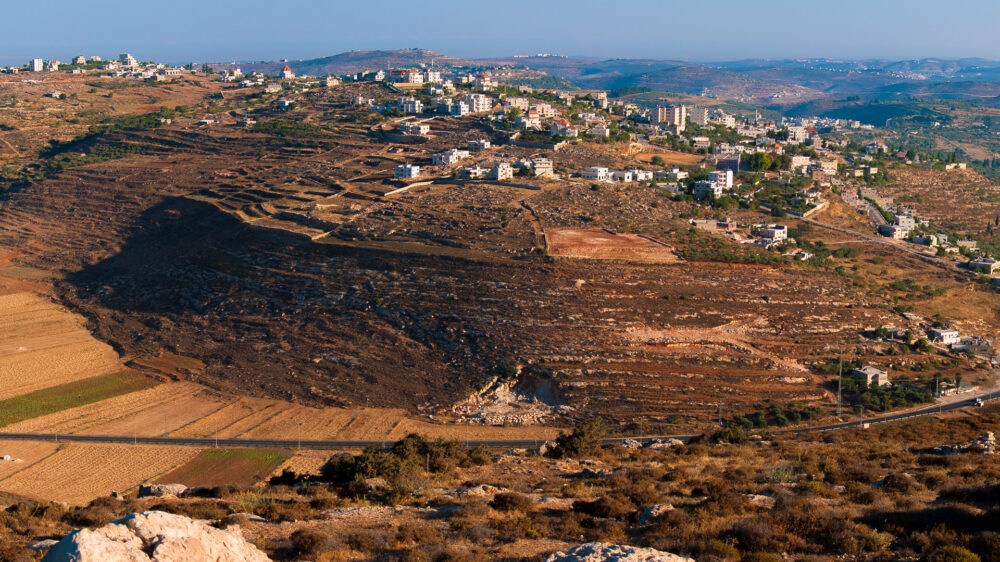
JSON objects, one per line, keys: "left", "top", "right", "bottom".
{"left": 3, "top": 0, "right": 999, "bottom": 67}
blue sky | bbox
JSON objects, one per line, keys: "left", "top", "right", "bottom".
{"left": 2, "top": 0, "right": 998, "bottom": 65}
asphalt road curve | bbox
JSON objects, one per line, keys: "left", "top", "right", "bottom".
{"left": 0, "top": 392, "right": 994, "bottom": 450}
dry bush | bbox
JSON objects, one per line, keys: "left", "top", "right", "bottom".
{"left": 491, "top": 515, "right": 546, "bottom": 542}
{"left": 489, "top": 492, "right": 535, "bottom": 513}
{"left": 924, "top": 545, "right": 982, "bottom": 562}
{"left": 967, "top": 531, "right": 1000, "bottom": 562}
{"left": 395, "top": 521, "right": 443, "bottom": 546}
{"left": 454, "top": 498, "right": 491, "bottom": 519}
{"left": 256, "top": 500, "right": 320, "bottom": 522}
{"left": 561, "top": 480, "right": 597, "bottom": 499}
{"left": 573, "top": 493, "right": 637, "bottom": 519}
{"left": 149, "top": 500, "right": 229, "bottom": 521}
{"left": 346, "top": 529, "right": 389, "bottom": 555}
{"left": 694, "top": 538, "right": 740, "bottom": 559}
{"left": 882, "top": 472, "right": 923, "bottom": 493}
{"left": 64, "top": 497, "right": 124, "bottom": 527}
{"left": 291, "top": 528, "right": 338, "bottom": 558}
{"left": 308, "top": 496, "right": 341, "bottom": 510}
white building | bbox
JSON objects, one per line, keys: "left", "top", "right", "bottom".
{"left": 516, "top": 109, "right": 541, "bottom": 129}
{"left": 550, "top": 119, "right": 579, "bottom": 137}
{"left": 505, "top": 97, "right": 529, "bottom": 110}
{"left": 280, "top": 65, "right": 295, "bottom": 79}
{"left": 850, "top": 366, "right": 890, "bottom": 387}
{"left": 391, "top": 68, "right": 423, "bottom": 84}
{"left": 654, "top": 105, "right": 687, "bottom": 131}
{"left": 459, "top": 165, "right": 488, "bottom": 179}
{"left": 694, "top": 180, "right": 723, "bottom": 200}
{"left": 119, "top": 53, "right": 138, "bottom": 67}
{"left": 475, "top": 73, "right": 494, "bottom": 91}
{"left": 72, "top": 55, "right": 87, "bottom": 66}
{"left": 531, "top": 158, "right": 554, "bottom": 178}
{"left": 533, "top": 103, "right": 558, "bottom": 117}
{"left": 424, "top": 70, "right": 442, "bottom": 83}
{"left": 461, "top": 93, "right": 492, "bottom": 113}
{"left": 689, "top": 107, "right": 710, "bottom": 126}
{"left": 928, "top": 329, "right": 960, "bottom": 345}
{"left": 665, "top": 168, "right": 689, "bottom": 180}
{"left": 589, "top": 124, "right": 610, "bottom": 138}
{"left": 787, "top": 126, "right": 808, "bottom": 143}
{"left": 708, "top": 170, "right": 733, "bottom": 189}
{"left": 628, "top": 169, "right": 654, "bottom": 181}
{"left": 758, "top": 224, "right": 788, "bottom": 242}
{"left": 398, "top": 122, "right": 430, "bottom": 135}
{"left": 489, "top": 162, "right": 513, "bottom": 180}
{"left": 582, "top": 167, "right": 610, "bottom": 182}
{"left": 450, "top": 101, "right": 470, "bottom": 116}
{"left": 432, "top": 148, "right": 470, "bottom": 166}
{"left": 28, "top": 58, "right": 43, "bottom": 72}
{"left": 325, "top": 75, "right": 341, "bottom": 87}
{"left": 468, "top": 139, "right": 491, "bottom": 152}
{"left": 398, "top": 97, "right": 423, "bottom": 114}
{"left": 612, "top": 170, "right": 635, "bottom": 182}
{"left": 394, "top": 164, "right": 421, "bottom": 179}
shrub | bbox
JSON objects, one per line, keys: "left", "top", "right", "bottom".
{"left": 573, "top": 493, "right": 637, "bottom": 519}
{"left": 291, "top": 529, "right": 335, "bottom": 558}
{"left": 924, "top": 545, "right": 981, "bottom": 562}
{"left": 550, "top": 419, "right": 606, "bottom": 458}
{"left": 256, "top": 501, "right": 318, "bottom": 522}
{"left": 491, "top": 515, "right": 545, "bottom": 542}
{"left": 490, "top": 492, "right": 535, "bottom": 513}
{"left": 696, "top": 538, "right": 740, "bottom": 559}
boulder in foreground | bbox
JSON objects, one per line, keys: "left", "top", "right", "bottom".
{"left": 546, "top": 542, "right": 694, "bottom": 562}
{"left": 42, "top": 510, "right": 269, "bottom": 561}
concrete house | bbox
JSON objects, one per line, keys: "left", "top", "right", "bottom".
{"left": 432, "top": 148, "right": 470, "bottom": 166}
{"left": 394, "top": 164, "right": 420, "bottom": 179}
{"left": 969, "top": 257, "right": 1000, "bottom": 274}
{"left": 850, "top": 366, "right": 890, "bottom": 387}
{"left": 468, "top": 139, "right": 491, "bottom": 152}
{"left": 399, "top": 122, "right": 430, "bottom": 135}
{"left": 489, "top": 162, "right": 513, "bottom": 181}
{"left": 582, "top": 167, "right": 610, "bottom": 182}
{"left": 928, "top": 329, "right": 960, "bottom": 345}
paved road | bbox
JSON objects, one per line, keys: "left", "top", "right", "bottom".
{"left": 0, "top": 390, "right": 994, "bottom": 450}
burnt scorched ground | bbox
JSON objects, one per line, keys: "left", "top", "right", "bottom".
{"left": 49, "top": 195, "right": 892, "bottom": 420}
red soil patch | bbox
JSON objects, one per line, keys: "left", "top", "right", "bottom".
{"left": 546, "top": 228, "right": 682, "bottom": 263}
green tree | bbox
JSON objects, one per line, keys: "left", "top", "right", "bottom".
{"left": 745, "top": 152, "right": 772, "bottom": 172}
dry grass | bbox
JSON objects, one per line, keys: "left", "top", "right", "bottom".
{"left": 0, "top": 292, "right": 122, "bottom": 399}
{"left": 0, "top": 443, "right": 199, "bottom": 504}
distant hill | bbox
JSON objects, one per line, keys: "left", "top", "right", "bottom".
{"left": 211, "top": 49, "right": 1000, "bottom": 109}
{"left": 211, "top": 49, "right": 479, "bottom": 77}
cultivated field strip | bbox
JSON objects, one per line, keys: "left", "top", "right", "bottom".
{"left": 0, "top": 293, "right": 122, "bottom": 399}
{"left": 0, "top": 444, "right": 200, "bottom": 504}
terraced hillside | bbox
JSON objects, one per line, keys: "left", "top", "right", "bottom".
{"left": 0, "top": 71, "right": 972, "bottom": 431}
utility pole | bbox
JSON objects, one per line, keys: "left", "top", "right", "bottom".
{"left": 718, "top": 401, "right": 723, "bottom": 425}
{"left": 837, "top": 347, "right": 844, "bottom": 418}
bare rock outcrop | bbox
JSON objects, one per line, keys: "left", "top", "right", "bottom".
{"left": 546, "top": 542, "right": 693, "bottom": 562}
{"left": 137, "top": 484, "right": 188, "bottom": 498}
{"left": 43, "top": 510, "right": 269, "bottom": 561}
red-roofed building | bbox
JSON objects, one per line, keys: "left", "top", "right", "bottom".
{"left": 281, "top": 65, "right": 294, "bottom": 79}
